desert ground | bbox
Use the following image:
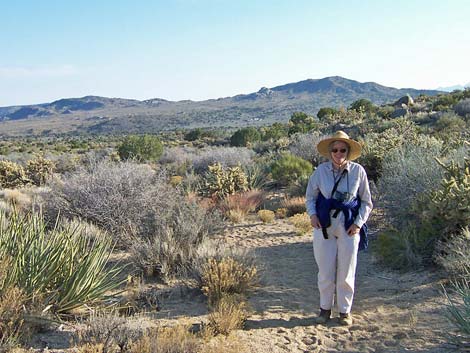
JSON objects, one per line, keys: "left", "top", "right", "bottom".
{"left": 31, "top": 210, "right": 460, "bottom": 353}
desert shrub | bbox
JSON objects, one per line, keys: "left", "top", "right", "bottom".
{"left": 261, "top": 123, "right": 288, "bottom": 141}
{"left": 192, "top": 146, "right": 255, "bottom": 174}
{"left": 317, "top": 107, "right": 338, "bottom": 121}
{"left": 203, "top": 163, "right": 248, "bottom": 198}
{"left": 25, "top": 154, "right": 55, "bottom": 186}
{"left": 207, "top": 295, "right": 250, "bottom": 336}
{"left": 435, "top": 227, "right": 470, "bottom": 281}
{"left": 258, "top": 210, "right": 275, "bottom": 223}
{"left": 218, "top": 190, "right": 264, "bottom": 218}
{"left": 289, "top": 212, "right": 312, "bottom": 236}
{"left": 275, "top": 207, "right": 288, "bottom": 219}
{"left": 130, "top": 199, "right": 222, "bottom": 280}
{"left": 230, "top": 127, "right": 261, "bottom": 147}
{"left": 359, "top": 118, "right": 424, "bottom": 181}
{"left": 376, "top": 156, "right": 470, "bottom": 270}
{"left": 201, "top": 257, "right": 258, "bottom": 307}
{"left": 270, "top": 153, "right": 312, "bottom": 187}
{"left": 243, "top": 163, "right": 269, "bottom": 190}
{"left": 117, "top": 134, "right": 163, "bottom": 162}
{"left": 288, "top": 111, "right": 318, "bottom": 135}
{"left": 44, "top": 160, "right": 171, "bottom": 244}
{"left": 280, "top": 196, "right": 306, "bottom": 216}
{"left": 433, "top": 112, "right": 467, "bottom": 146}
{"left": 169, "top": 175, "right": 183, "bottom": 187}
{"left": 378, "top": 141, "right": 444, "bottom": 227}
{"left": 442, "top": 280, "right": 470, "bottom": 348}
{"left": 432, "top": 94, "right": 458, "bottom": 111}
{"left": 288, "top": 131, "right": 324, "bottom": 166}
{"left": 0, "top": 210, "right": 124, "bottom": 315}
{"left": 226, "top": 209, "right": 245, "bottom": 223}
{"left": 454, "top": 98, "right": 470, "bottom": 118}
{"left": 129, "top": 325, "right": 200, "bottom": 353}
{"left": 349, "top": 98, "right": 376, "bottom": 113}
{"left": 75, "top": 312, "right": 141, "bottom": 353}
{"left": 0, "top": 189, "right": 32, "bottom": 214}
{"left": 0, "top": 160, "right": 28, "bottom": 188}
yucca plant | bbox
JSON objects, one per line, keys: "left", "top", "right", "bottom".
{"left": 442, "top": 280, "right": 470, "bottom": 348}
{"left": 0, "top": 210, "right": 125, "bottom": 315}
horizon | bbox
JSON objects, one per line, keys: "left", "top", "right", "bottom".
{"left": 1, "top": 0, "right": 470, "bottom": 107}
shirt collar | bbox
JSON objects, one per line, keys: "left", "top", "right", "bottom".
{"left": 328, "top": 161, "right": 351, "bottom": 172}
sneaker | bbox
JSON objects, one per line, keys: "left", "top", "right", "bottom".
{"left": 315, "top": 308, "right": 331, "bottom": 324}
{"left": 339, "top": 312, "right": 353, "bottom": 326}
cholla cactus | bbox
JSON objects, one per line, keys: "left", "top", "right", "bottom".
{"left": 0, "top": 160, "right": 28, "bottom": 188}
{"left": 205, "top": 163, "right": 248, "bottom": 198}
{"left": 25, "top": 154, "right": 55, "bottom": 186}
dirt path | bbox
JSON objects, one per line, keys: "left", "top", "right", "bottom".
{"left": 217, "top": 217, "right": 457, "bottom": 353}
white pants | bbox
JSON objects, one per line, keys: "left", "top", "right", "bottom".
{"left": 313, "top": 212, "right": 359, "bottom": 314}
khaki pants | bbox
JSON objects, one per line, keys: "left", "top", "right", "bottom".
{"left": 313, "top": 212, "right": 360, "bottom": 314}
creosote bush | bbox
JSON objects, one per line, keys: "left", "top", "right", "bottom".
{"left": 270, "top": 153, "right": 312, "bottom": 187}
{"left": 289, "top": 212, "right": 312, "bottom": 236}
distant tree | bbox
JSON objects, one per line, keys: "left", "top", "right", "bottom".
{"left": 184, "top": 128, "right": 205, "bottom": 141}
{"left": 317, "top": 107, "right": 338, "bottom": 121}
{"left": 118, "top": 134, "right": 163, "bottom": 162}
{"left": 288, "top": 112, "right": 317, "bottom": 135}
{"left": 262, "top": 123, "right": 288, "bottom": 141}
{"left": 349, "top": 99, "right": 375, "bottom": 113}
{"left": 230, "top": 127, "right": 261, "bottom": 147}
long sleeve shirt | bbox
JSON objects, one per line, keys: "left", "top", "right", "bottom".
{"left": 305, "top": 161, "right": 373, "bottom": 228}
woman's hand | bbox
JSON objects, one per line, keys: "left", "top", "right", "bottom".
{"left": 310, "top": 214, "right": 321, "bottom": 229}
{"left": 347, "top": 224, "right": 360, "bottom": 236}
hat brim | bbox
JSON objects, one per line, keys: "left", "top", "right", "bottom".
{"left": 317, "top": 137, "right": 362, "bottom": 160}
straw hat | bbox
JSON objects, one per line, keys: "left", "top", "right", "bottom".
{"left": 317, "top": 131, "right": 362, "bottom": 160}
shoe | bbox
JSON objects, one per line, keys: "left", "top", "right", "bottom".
{"left": 339, "top": 312, "right": 353, "bottom": 326}
{"left": 315, "top": 308, "right": 331, "bottom": 324}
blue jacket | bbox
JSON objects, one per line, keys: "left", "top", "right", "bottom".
{"left": 315, "top": 192, "right": 368, "bottom": 251}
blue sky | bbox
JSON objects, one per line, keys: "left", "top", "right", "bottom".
{"left": 1, "top": 0, "right": 469, "bottom": 106}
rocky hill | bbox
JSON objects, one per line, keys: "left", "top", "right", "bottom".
{"left": 0, "top": 76, "right": 441, "bottom": 136}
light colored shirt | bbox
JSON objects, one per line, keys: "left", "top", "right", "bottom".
{"left": 305, "top": 161, "right": 373, "bottom": 228}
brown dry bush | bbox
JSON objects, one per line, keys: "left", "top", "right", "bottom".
{"left": 219, "top": 189, "right": 264, "bottom": 217}
{"left": 280, "top": 196, "right": 307, "bottom": 216}
{"left": 257, "top": 209, "right": 275, "bottom": 223}
{"left": 206, "top": 295, "right": 250, "bottom": 336}
{"left": 289, "top": 212, "right": 312, "bottom": 235}
{"left": 201, "top": 257, "right": 258, "bottom": 307}
{"left": 129, "top": 325, "right": 200, "bottom": 353}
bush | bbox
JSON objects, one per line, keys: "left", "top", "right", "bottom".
{"left": 258, "top": 210, "right": 275, "bottom": 223}
{"left": 454, "top": 98, "right": 470, "bottom": 118}
{"left": 442, "top": 280, "right": 470, "bottom": 348}
{"left": 0, "top": 161, "right": 28, "bottom": 188}
{"left": 44, "top": 161, "right": 166, "bottom": 244}
{"left": 288, "top": 112, "right": 318, "bottom": 135}
{"left": 219, "top": 190, "right": 264, "bottom": 218}
{"left": 0, "top": 210, "right": 124, "bottom": 315}
{"left": 288, "top": 131, "right": 324, "bottom": 166}
{"left": 207, "top": 295, "right": 250, "bottom": 336}
{"left": 230, "top": 127, "right": 261, "bottom": 147}
{"left": 435, "top": 227, "right": 470, "bottom": 280}
{"left": 117, "top": 134, "right": 163, "bottom": 162}
{"left": 201, "top": 257, "right": 258, "bottom": 307}
{"left": 280, "top": 196, "right": 307, "bottom": 216}
{"left": 270, "top": 153, "right": 312, "bottom": 187}
{"left": 349, "top": 98, "right": 375, "bottom": 113}
{"left": 129, "top": 325, "right": 200, "bottom": 353}
{"left": 192, "top": 147, "right": 255, "bottom": 174}
{"left": 289, "top": 212, "right": 312, "bottom": 236}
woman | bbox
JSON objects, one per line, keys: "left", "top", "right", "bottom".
{"left": 305, "top": 131, "right": 372, "bottom": 326}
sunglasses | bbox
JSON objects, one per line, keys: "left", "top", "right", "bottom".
{"left": 331, "top": 148, "right": 347, "bottom": 154}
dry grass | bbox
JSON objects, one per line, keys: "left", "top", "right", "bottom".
{"left": 289, "top": 212, "right": 312, "bottom": 235}
{"left": 275, "top": 207, "right": 288, "bottom": 219}
{"left": 280, "top": 196, "right": 306, "bottom": 217}
{"left": 227, "top": 209, "right": 245, "bottom": 223}
{"left": 202, "top": 334, "right": 248, "bottom": 353}
{"left": 219, "top": 190, "right": 264, "bottom": 217}
{"left": 257, "top": 209, "right": 275, "bottom": 223}
{"left": 206, "top": 295, "right": 250, "bottom": 336}
{"left": 201, "top": 257, "right": 258, "bottom": 307}
{"left": 129, "top": 325, "right": 200, "bottom": 353}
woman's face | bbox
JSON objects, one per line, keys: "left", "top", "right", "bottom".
{"left": 330, "top": 141, "right": 349, "bottom": 166}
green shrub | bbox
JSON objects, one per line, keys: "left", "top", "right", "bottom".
{"left": 0, "top": 161, "right": 28, "bottom": 188}
{"left": 442, "top": 280, "right": 470, "bottom": 348}
{"left": 317, "top": 107, "right": 338, "bottom": 121}
{"left": 117, "top": 134, "right": 163, "bottom": 162}
{"left": 288, "top": 112, "right": 318, "bottom": 135}
{"left": 230, "top": 127, "right": 261, "bottom": 147}
{"left": 349, "top": 98, "right": 375, "bottom": 113}
{"left": 435, "top": 227, "right": 470, "bottom": 280}
{"left": 0, "top": 210, "right": 124, "bottom": 315}
{"left": 270, "top": 153, "right": 312, "bottom": 186}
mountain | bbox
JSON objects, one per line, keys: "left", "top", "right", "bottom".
{"left": 0, "top": 76, "right": 442, "bottom": 136}
{"left": 436, "top": 83, "right": 470, "bottom": 92}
